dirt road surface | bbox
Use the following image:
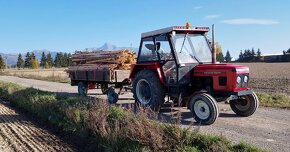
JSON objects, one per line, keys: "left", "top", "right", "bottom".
{"left": 1, "top": 76, "right": 290, "bottom": 152}
{"left": 0, "top": 101, "right": 75, "bottom": 152}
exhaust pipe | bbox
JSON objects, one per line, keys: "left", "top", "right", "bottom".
{"left": 211, "top": 24, "right": 216, "bottom": 64}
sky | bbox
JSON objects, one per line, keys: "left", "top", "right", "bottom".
{"left": 0, "top": 0, "right": 289, "bottom": 58}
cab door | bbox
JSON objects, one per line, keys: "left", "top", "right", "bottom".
{"left": 154, "top": 34, "right": 178, "bottom": 85}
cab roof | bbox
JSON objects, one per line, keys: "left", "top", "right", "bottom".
{"left": 141, "top": 26, "right": 210, "bottom": 38}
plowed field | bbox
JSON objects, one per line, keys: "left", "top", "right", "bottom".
{"left": 0, "top": 102, "right": 75, "bottom": 152}
{"left": 237, "top": 63, "right": 290, "bottom": 95}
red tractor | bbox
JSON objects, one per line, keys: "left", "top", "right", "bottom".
{"left": 129, "top": 24, "right": 259, "bottom": 125}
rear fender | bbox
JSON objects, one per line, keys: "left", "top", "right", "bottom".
{"left": 129, "top": 62, "right": 165, "bottom": 84}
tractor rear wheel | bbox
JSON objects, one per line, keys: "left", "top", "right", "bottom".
{"left": 78, "top": 82, "right": 88, "bottom": 96}
{"left": 230, "top": 93, "right": 259, "bottom": 117}
{"left": 133, "top": 70, "right": 164, "bottom": 111}
{"left": 190, "top": 93, "right": 219, "bottom": 125}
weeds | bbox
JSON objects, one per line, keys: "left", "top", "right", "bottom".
{"left": 257, "top": 92, "right": 290, "bottom": 108}
{"left": 15, "top": 74, "right": 70, "bottom": 83}
{"left": 0, "top": 69, "right": 70, "bottom": 83}
{"left": 0, "top": 81, "right": 265, "bottom": 151}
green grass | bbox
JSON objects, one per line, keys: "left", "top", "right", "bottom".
{"left": 257, "top": 92, "right": 290, "bottom": 109}
{"left": 0, "top": 81, "right": 265, "bottom": 152}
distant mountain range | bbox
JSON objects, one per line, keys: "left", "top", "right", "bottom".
{"left": 84, "top": 43, "right": 138, "bottom": 52}
{"left": 0, "top": 43, "right": 138, "bottom": 66}
{"left": 0, "top": 53, "right": 19, "bottom": 65}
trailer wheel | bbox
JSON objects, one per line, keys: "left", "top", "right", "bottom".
{"left": 190, "top": 93, "right": 219, "bottom": 125}
{"left": 107, "top": 87, "right": 118, "bottom": 104}
{"left": 101, "top": 84, "right": 108, "bottom": 94}
{"left": 78, "top": 82, "right": 88, "bottom": 96}
{"left": 230, "top": 93, "right": 259, "bottom": 117}
{"left": 133, "top": 70, "right": 164, "bottom": 111}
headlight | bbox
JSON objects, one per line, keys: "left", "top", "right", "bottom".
{"left": 236, "top": 76, "right": 241, "bottom": 84}
{"left": 244, "top": 76, "right": 248, "bottom": 83}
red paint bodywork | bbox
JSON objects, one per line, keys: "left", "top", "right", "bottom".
{"left": 88, "top": 82, "right": 96, "bottom": 89}
{"left": 130, "top": 62, "right": 250, "bottom": 93}
{"left": 129, "top": 62, "right": 165, "bottom": 84}
{"left": 194, "top": 64, "right": 249, "bottom": 92}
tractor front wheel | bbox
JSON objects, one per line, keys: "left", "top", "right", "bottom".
{"left": 230, "top": 93, "right": 259, "bottom": 117}
{"left": 133, "top": 70, "right": 165, "bottom": 111}
{"left": 190, "top": 93, "right": 219, "bottom": 125}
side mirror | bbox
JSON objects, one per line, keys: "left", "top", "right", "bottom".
{"left": 145, "top": 44, "right": 155, "bottom": 51}
{"left": 145, "top": 42, "right": 161, "bottom": 52}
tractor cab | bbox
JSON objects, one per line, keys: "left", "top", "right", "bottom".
{"left": 136, "top": 25, "right": 211, "bottom": 86}
{"left": 130, "top": 23, "right": 259, "bottom": 125}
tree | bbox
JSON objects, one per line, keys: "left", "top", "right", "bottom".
{"left": 54, "top": 52, "right": 63, "bottom": 68}
{"left": 0, "top": 55, "right": 5, "bottom": 70}
{"left": 44, "top": 61, "right": 49, "bottom": 69}
{"left": 251, "top": 48, "right": 256, "bottom": 56}
{"left": 24, "top": 52, "right": 32, "bottom": 68}
{"left": 215, "top": 42, "right": 224, "bottom": 62}
{"left": 62, "top": 53, "right": 68, "bottom": 67}
{"left": 16, "top": 53, "right": 24, "bottom": 69}
{"left": 244, "top": 49, "right": 251, "bottom": 62}
{"left": 31, "top": 52, "right": 36, "bottom": 61}
{"left": 287, "top": 48, "right": 290, "bottom": 53}
{"left": 28, "top": 52, "right": 39, "bottom": 69}
{"left": 67, "top": 53, "right": 72, "bottom": 66}
{"left": 40, "top": 52, "right": 47, "bottom": 68}
{"left": 250, "top": 48, "right": 256, "bottom": 61}
{"left": 31, "top": 58, "right": 39, "bottom": 69}
{"left": 238, "top": 50, "right": 244, "bottom": 62}
{"left": 46, "top": 52, "right": 54, "bottom": 68}
{"left": 225, "top": 50, "right": 232, "bottom": 62}
{"left": 256, "top": 48, "right": 262, "bottom": 61}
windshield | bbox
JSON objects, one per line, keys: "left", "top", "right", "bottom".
{"left": 172, "top": 34, "right": 212, "bottom": 64}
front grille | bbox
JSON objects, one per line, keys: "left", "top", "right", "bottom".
{"left": 236, "top": 74, "right": 249, "bottom": 88}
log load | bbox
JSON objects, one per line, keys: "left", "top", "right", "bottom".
{"left": 67, "top": 50, "right": 137, "bottom": 71}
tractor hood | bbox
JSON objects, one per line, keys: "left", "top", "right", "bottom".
{"left": 194, "top": 64, "right": 249, "bottom": 74}
{"left": 193, "top": 64, "right": 250, "bottom": 92}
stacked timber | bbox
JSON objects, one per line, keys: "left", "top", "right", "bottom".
{"left": 67, "top": 50, "right": 136, "bottom": 71}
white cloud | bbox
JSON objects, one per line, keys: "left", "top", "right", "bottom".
{"left": 204, "top": 14, "right": 221, "bottom": 20}
{"left": 221, "top": 18, "right": 279, "bottom": 25}
{"left": 194, "top": 6, "right": 202, "bottom": 10}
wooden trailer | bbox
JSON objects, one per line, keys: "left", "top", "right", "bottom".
{"left": 66, "top": 50, "right": 136, "bottom": 103}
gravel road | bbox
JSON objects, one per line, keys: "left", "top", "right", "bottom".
{"left": 0, "top": 76, "right": 290, "bottom": 152}
{"left": 0, "top": 101, "right": 75, "bottom": 152}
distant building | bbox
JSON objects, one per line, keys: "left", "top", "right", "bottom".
{"left": 262, "top": 53, "right": 290, "bottom": 62}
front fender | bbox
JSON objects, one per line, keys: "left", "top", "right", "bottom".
{"left": 227, "top": 90, "right": 258, "bottom": 101}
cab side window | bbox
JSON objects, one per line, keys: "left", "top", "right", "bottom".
{"left": 155, "top": 35, "right": 174, "bottom": 60}
{"left": 138, "top": 37, "right": 158, "bottom": 62}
